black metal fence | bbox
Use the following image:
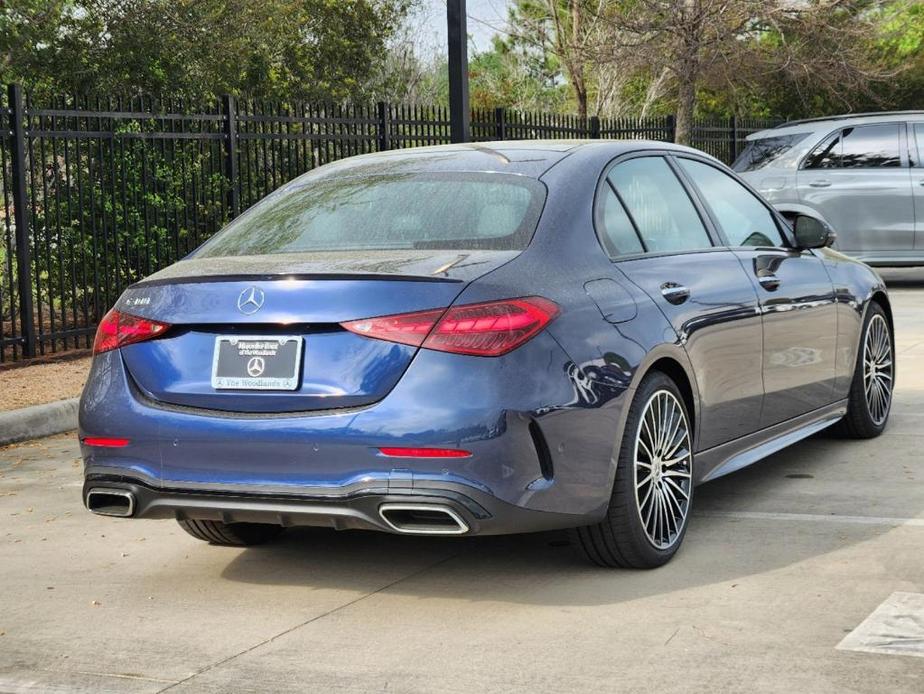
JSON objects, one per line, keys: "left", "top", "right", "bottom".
{"left": 0, "top": 84, "right": 780, "bottom": 363}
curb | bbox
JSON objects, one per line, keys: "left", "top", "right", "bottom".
{"left": 0, "top": 398, "right": 79, "bottom": 446}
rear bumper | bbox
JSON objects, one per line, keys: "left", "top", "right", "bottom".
{"left": 79, "top": 333, "right": 628, "bottom": 523}
{"left": 82, "top": 473, "right": 592, "bottom": 536}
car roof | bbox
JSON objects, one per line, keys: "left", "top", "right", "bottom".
{"left": 751, "top": 111, "right": 924, "bottom": 140}
{"left": 304, "top": 140, "right": 715, "bottom": 179}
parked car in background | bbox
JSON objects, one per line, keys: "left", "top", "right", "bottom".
{"left": 735, "top": 112, "right": 924, "bottom": 266}
{"left": 80, "top": 141, "right": 893, "bottom": 569}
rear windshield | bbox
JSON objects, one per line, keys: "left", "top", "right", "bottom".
{"left": 732, "top": 133, "right": 810, "bottom": 172}
{"left": 195, "top": 172, "right": 546, "bottom": 257}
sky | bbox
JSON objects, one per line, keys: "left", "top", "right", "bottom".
{"left": 412, "top": 0, "right": 511, "bottom": 57}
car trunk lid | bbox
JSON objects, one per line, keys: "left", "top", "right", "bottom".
{"left": 116, "top": 250, "right": 516, "bottom": 413}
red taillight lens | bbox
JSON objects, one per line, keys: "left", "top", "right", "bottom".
{"left": 340, "top": 307, "right": 444, "bottom": 348}
{"left": 81, "top": 437, "right": 130, "bottom": 448}
{"left": 92, "top": 309, "right": 170, "bottom": 354}
{"left": 378, "top": 447, "right": 471, "bottom": 458}
{"left": 342, "top": 296, "right": 559, "bottom": 357}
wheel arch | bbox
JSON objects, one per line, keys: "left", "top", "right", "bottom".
{"left": 646, "top": 357, "right": 697, "bottom": 437}
{"left": 621, "top": 348, "right": 701, "bottom": 453}
{"left": 869, "top": 290, "right": 893, "bottom": 334}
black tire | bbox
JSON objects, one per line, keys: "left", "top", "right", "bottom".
{"left": 836, "top": 302, "right": 894, "bottom": 439}
{"left": 177, "top": 519, "right": 285, "bottom": 546}
{"left": 570, "top": 371, "right": 694, "bottom": 569}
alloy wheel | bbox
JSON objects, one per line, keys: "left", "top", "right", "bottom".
{"left": 633, "top": 390, "right": 693, "bottom": 550}
{"left": 863, "top": 314, "right": 893, "bottom": 426}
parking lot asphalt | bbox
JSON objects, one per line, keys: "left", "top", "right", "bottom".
{"left": 1, "top": 271, "right": 923, "bottom": 694}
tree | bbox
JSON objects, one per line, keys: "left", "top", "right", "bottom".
{"left": 0, "top": 0, "right": 414, "bottom": 102}
{"left": 499, "top": 0, "right": 603, "bottom": 119}
{"left": 595, "top": 1, "right": 899, "bottom": 143}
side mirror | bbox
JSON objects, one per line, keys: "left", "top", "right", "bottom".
{"left": 793, "top": 214, "right": 836, "bottom": 250}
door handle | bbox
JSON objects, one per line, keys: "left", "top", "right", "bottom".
{"left": 757, "top": 275, "right": 781, "bottom": 291}
{"left": 660, "top": 282, "right": 690, "bottom": 305}
{"left": 809, "top": 179, "right": 831, "bottom": 188}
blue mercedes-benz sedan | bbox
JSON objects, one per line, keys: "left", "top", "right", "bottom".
{"left": 80, "top": 141, "right": 893, "bottom": 567}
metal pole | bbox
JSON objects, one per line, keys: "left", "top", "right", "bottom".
{"left": 221, "top": 94, "right": 240, "bottom": 218}
{"left": 376, "top": 101, "right": 390, "bottom": 151}
{"left": 589, "top": 116, "right": 601, "bottom": 139}
{"left": 447, "top": 0, "right": 470, "bottom": 143}
{"left": 494, "top": 107, "right": 506, "bottom": 140}
{"left": 729, "top": 115, "right": 739, "bottom": 163}
{"left": 8, "top": 84, "right": 36, "bottom": 358}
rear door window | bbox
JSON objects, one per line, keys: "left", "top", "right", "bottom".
{"left": 804, "top": 124, "right": 902, "bottom": 169}
{"left": 913, "top": 123, "right": 924, "bottom": 166}
{"left": 606, "top": 157, "right": 712, "bottom": 253}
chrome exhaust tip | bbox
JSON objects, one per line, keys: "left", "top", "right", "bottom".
{"left": 379, "top": 504, "right": 469, "bottom": 535}
{"left": 86, "top": 488, "right": 135, "bottom": 518}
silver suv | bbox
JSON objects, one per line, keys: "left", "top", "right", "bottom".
{"left": 735, "top": 112, "right": 924, "bottom": 266}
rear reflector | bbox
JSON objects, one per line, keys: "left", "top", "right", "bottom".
{"left": 93, "top": 308, "right": 170, "bottom": 354}
{"left": 342, "top": 296, "right": 559, "bottom": 357}
{"left": 378, "top": 447, "right": 472, "bottom": 458}
{"left": 82, "top": 437, "right": 131, "bottom": 448}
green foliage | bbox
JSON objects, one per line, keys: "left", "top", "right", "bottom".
{"left": 468, "top": 38, "right": 569, "bottom": 112}
{"left": 0, "top": 0, "right": 412, "bottom": 102}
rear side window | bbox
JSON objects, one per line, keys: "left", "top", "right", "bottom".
{"left": 804, "top": 132, "right": 841, "bottom": 169}
{"left": 678, "top": 159, "right": 784, "bottom": 247}
{"left": 195, "top": 172, "right": 546, "bottom": 257}
{"left": 607, "top": 157, "right": 712, "bottom": 253}
{"left": 596, "top": 186, "right": 644, "bottom": 256}
{"left": 804, "top": 124, "right": 902, "bottom": 169}
{"left": 732, "top": 133, "right": 810, "bottom": 172}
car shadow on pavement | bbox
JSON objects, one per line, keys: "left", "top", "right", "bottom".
{"left": 218, "top": 435, "right": 910, "bottom": 607}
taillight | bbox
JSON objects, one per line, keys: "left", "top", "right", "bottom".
{"left": 342, "top": 296, "right": 559, "bottom": 357}
{"left": 92, "top": 308, "right": 170, "bottom": 354}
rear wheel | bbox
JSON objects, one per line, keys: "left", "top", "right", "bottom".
{"left": 570, "top": 371, "right": 694, "bottom": 568}
{"left": 177, "top": 519, "right": 285, "bottom": 546}
{"left": 837, "top": 303, "right": 893, "bottom": 439}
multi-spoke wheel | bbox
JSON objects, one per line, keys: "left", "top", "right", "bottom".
{"left": 838, "top": 302, "right": 894, "bottom": 439}
{"left": 862, "top": 313, "right": 893, "bottom": 426}
{"left": 570, "top": 371, "right": 694, "bottom": 568}
{"left": 634, "top": 390, "right": 692, "bottom": 550}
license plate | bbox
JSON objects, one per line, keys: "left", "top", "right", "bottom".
{"left": 211, "top": 336, "right": 303, "bottom": 390}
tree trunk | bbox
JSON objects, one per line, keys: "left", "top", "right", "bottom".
{"left": 675, "top": 77, "right": 696, "bottom": 145}
{"left": 573, "top": 75, "right": 588, "bottom": 120}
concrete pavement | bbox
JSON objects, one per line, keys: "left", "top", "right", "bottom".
{"left": 1, "top": 271, "right": 922, "bottom": 693}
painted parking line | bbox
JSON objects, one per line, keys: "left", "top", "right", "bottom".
{"left": 697, "top": 510, "right": 924, "bottom": 528}
{"left": 838, "top": 592, "right": 924, "bottom": 659}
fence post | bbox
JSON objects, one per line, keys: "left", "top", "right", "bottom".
{"left": 729, "top": 115, "right": 739, "bottom": 163}
{"left": 666, "top": 114, "right": 676, "bottom": 143}
{"left": 494, "top": 107, "right": 506, "bottom": 140}
{"left": 221, "top": 94, "right": 240, "bottom": 218}
{"left": 376, "top": 102, "right": 390, "bottom": 151}
{"left": 589, "top": 116, "right": 601, "bottom": 139}
{"left": 8, "top": 84, "right": 36, "bottom": 358}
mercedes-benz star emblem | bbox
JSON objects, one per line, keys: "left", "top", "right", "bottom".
{"left": 246, "top": 357, "right": 265, "bottom": 377}
{"left": 237, "top": 286, "right": 265, "bottom": 315}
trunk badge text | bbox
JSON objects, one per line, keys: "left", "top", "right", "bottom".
{"left": 237, "top": 286, "right": 265, "bottom": 314}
